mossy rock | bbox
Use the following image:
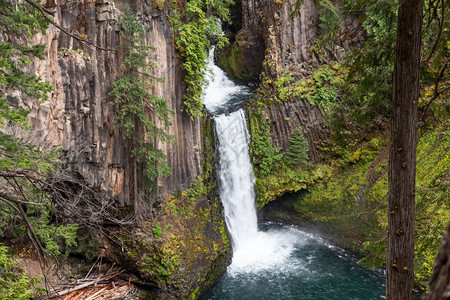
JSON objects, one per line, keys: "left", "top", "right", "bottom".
{"left": 100, "top": 115, "right": 231, "bottom": 299}
{"left": 215, "top": 30, "right": 264, "bottom": 81}
{"left": 108, "top": 189, "right": 231, "bottom": 300}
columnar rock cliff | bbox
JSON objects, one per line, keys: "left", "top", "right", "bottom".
{"left": 223, "top": 0, "right": 363, "bottom": 161}
{"left": 220, "top": 0, "right": 326, "bottom": 160}
{"left": 16, "top": 1, "right": 231, "bottom": 298}
{"left": 29, "top": 0, "right": 202, "bottom": 204}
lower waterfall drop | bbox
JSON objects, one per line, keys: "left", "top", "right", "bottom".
{"left": 214, "top": 110, "right": 258, "bottom": 248}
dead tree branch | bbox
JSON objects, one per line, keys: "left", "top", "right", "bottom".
{"left": 23, "top": 0, "right": 116, "bottom": 52}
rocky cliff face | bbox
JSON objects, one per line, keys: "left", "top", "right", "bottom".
{"left": 223, "top": 0, "right": 362, "bottom": 161}
{"left": 29, "top": 0, "right": 202, "bottom": 204}
{"left": 18, "top": 0, "right": 230, "bottom": 298}
{"left": 229, "top": 0, "right": 327, "bottom": 160}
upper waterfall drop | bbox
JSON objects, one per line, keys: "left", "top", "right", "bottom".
{"left": 203, "top": 48, "right": 250, "bottom": 114}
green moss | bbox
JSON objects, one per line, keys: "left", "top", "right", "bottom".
{"left": 216, "top": 42, "right": 254, "bottom": 80}
{"left": 140, "top": 251, "right": 180, "bottom": 286}
{"left": 111, "top": 113, "right": 231, "bottom": 299}
{"left": 246, "top": 101, "right": 331, "bottom": 208}
{"left": 188, "top": 287, "right": 200, "bottom": 300}
{"left": 257, "top": 123, "right": 449, "bottom": 288}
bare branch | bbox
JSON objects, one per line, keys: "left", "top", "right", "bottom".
{"left": 420, "top": 57, "right": 449, "bottom": 121}
{"left": 24, "top": 0, "right": 116, "bottom": 52}
{"left": 0, "top": 192, "right": 48, "bottom": 268}
{"left": 23, "top": 0, "right": 55, "bottom": 15}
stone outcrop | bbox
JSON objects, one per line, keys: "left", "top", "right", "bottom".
{"left": 228, "top": 0, "right": 363, "bottom": 160}
{"left": 230, "top": 0, "right": 326, "bottom": 160}
{"left": 215, "top": 0, "right": 268, "bottom": 80}
{"left": 259, "top": 96, "right": 329, "bottom": 161}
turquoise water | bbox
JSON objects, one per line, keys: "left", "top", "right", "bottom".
{"left": 202, "top": 223, "right": 386, "bottom": 300}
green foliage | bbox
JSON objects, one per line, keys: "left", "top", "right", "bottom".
{"left": 311, "top": 0, "right": 341, "bottom": 55}
{"left": 0, "top": 181, "right": 79, "bottom": 257}
{"left": 284, "top": 129, "right": 309, "bottom": 166}
{"left": 141, "top": 251, "right": 180, "bottom": 285}
{"left": 420, "top": 0, "right": 450, "bottom": 104}
{"left": 257, "top": 65, "right": 342, "bottom": 112}
{"left": 0, "top": 244, "right": 41, "bottom": 300}
{"left": 0, "top": 0, "right": 83, "bottom": 269}
{"left": 248, "top": 116, "right": 282, "bottom": 177}
{"left": 307, "top": 66, "right": 341, "bottom": 111}
{"left": 246, "top": 105, "right": 326, "bottom": 208}
{"left": 110, "top": 6, "right": 174, "bottom": 184}
{"left": 170, "top": 0, "right": 234, "bottom": 118}
{"left": 0, "top": 98, "right": 30, "bottom": 127}
{"left": 325, "top": 0, "right": 449, "bottom": 143}
{"left": 152, "top": 222, "right": 162, "bottom": 238}
{"left": 328, "top": 0, "right": 397, "bottom": 144}
{"left": 289, "top": 0, "right": 304, "bottom": 18}
{"left": 355, "top": 124, "right": 450, "bottom": 288}
{"left": 28, "top": 201, "right": 78, "bottom": 256}
{"left": 0, "top": 134, "right": 60, "bottom": 173}
{"left": 0, "top": 0, "right": 52, "bottom": 104}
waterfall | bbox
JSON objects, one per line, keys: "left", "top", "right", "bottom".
{"left": 203, "top": 47, "right": 257, "bottom": 250}
{"left": 202, "top": 48, "right": 387, "bottom": 300}
{"left": 203, "top": 48, "right": 297, "bottom": 273}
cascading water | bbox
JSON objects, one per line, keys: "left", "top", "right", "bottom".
{"left": 202, "top": 48, "right": 388, "bottom": 299}
{"left": 203, "top": 47, "right": 260, "bottom": 260}
{"left": 204, "top": 47, "right": 307, "bottom": 273}
{"left": 214, "top": 110, "right": 258, "bottom": 248}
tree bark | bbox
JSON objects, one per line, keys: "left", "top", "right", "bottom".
{"left": 424, "top": 221, "right": 450, "bottom": 300}
{"left": 386, "top": 0, "right": 423, "bottom": 299}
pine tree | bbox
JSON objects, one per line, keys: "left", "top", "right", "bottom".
{"left": 386, "top": 0, "right": 423, "bottom": 299}
{"left": 284, "top": 129, "right": 309, "bottom": 166}
{"left": 110, "top": 6, "right": 174, "bottom": 223}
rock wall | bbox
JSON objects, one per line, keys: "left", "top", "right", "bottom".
{"left": 231, "top": 0, "right": 362, "bottom": 160}
{"left": 231, "top": 0, "right": 327, "bottom": 160}
{"left": 260, "top": 96, "right": 329, "bottom": 161}
{"left": 18, "top": 1, "right": 232, "bottom": 298}
{"left": 28, "top": 0, "right": 202, "bottom": 205}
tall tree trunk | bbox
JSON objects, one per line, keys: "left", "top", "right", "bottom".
{"left": 386, "top": 0, "right": 423, "bottom": 299}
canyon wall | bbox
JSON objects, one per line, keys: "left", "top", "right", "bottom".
{"left": 223, "top": 0, "right": 362, "bottom": 161}
{"left": 28, "top": 0, "right": 202, "bottom": 205}
{"left": 13, "top": 1, "right": 231, "bottom": 298}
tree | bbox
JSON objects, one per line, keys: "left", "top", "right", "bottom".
{"left": 110, "top": 6, "right": 174, "bottom": 224}
{"left": 425, "top": 221, "right": 450, "bottom": 299}
{"left": 386, "top": 0, "right": 423, "bottom": 299}
{"left": 284, "top": 129, "right": 309, "bottom": 166}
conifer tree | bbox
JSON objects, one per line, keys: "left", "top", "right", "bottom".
{"left": 110, "top": 6, "right": 174, "bottom": 223}
{"left": 284, "top": 129, "right": 309, "bottom": 166}
{"left": 386, "top": 0, "right": 423, "bottom": 299}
